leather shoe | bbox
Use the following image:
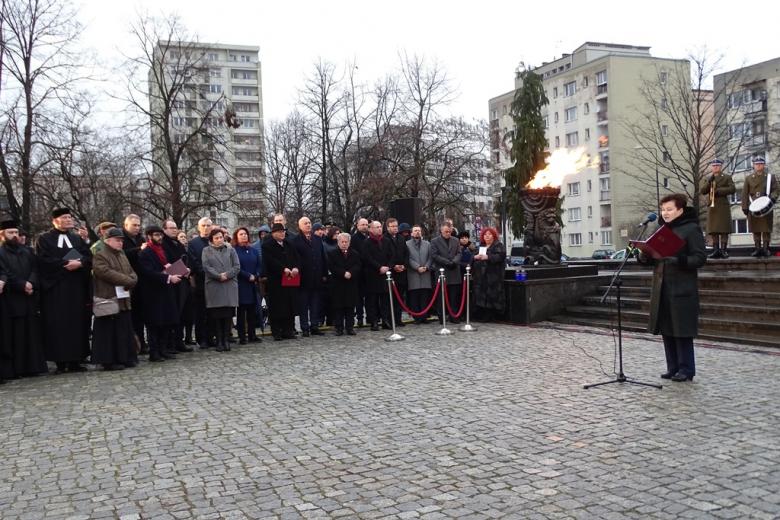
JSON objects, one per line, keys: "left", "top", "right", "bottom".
{"left": 239, "top": 338, "right": 248, "bottom": 345}
{"left": 310, "top": 328, "right": 324, "bottom": 336}
{"left": 671, "top": 372, "right": 693, "bottom": 382}
{"left": 149, "top": 354, "right": 165, "bottom": 362}
{"left": 370, "top": 324, "right": 380, "bottom": 331}
{"left": 334, "top": 329, "right": 344, "bottom": 336}
{"left": 346, "top": 329, "right": 356, "bottom": 336}
{"left": 302, "top": 330, "right": 311, "bottom": 337}
{"left": 176, "top": 346, "right": 194, "bottom": 353}
{"left": 660, "top": 372, "right": 674, "bottom": 379}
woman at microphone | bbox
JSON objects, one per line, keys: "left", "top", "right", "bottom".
{"left": 637, "top": 194, "right": 706, "bottom": 382}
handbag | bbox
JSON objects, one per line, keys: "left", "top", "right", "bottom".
{"left": 93, "top": 296, "right": 120, "bottom": 317}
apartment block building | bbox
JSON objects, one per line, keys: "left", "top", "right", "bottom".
{"left": 150, "top": 42, "right": 265, "bottom": 233}
{"left": 714, "top": 57, "right": 780, "bottom": 247}
{"left": 490, "top": 42, "right": 690, "bottom": 256}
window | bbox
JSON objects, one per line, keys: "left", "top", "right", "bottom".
{"left": 585, "top": 128, "right": 591, "bottom": 141}
{"left": 241, "top": 118, "right": 259, "bottom": 128}
{"left": 566, "top": 132, "right": 579, "bottom": 147}
{"left": 583, "top": 76, "right": 589, "bottom": 87}
{"left": 732, "top": 218, "right": 750, "bottom": 234}
{"left": 208, "top": 53, "right": 219, "bottom": 61}
{"left": 543, "top": 116, "right": 549, "bottom": 129}
{"left": 663, "top": 177, "right": 670, "bottom": 188}
{"left": 587, "top": 206, "right": 593, "bottom": 218}
{"left": 553, "top": 87, "right": 558, "bottom": 98}
{"left": 584, "top": 102, "right": 590, "bottom": 115}
{"left": 209, "top": 69, "right": 222, "bottom": 78}
{"left": 172, "top": 117, "right": 185, "bottom": 127}
{"left": 569, "top": 233, "right": 582, "bottom": 246}
{"left": 565, "top": 106, "right": 577, "bottom": 122}
{"left": 209, "top": 84, "right": 222, "bottom": 93}
{"left": 232, "top": 86, "right": 258, "bottom": 96}
{"left": 599, "top": 151, "right": 610, "bottom": 173}
{"left": 601, "top": 230, "right": 613, "bottom": 245}
{"left": 596, "top": 70, "right": 607, "bottom": 85}
{"left": 660, "top": 70, "right": 668, "bottom": 84}
{"left": 567, "top": 182, "right": 580, "bottom": 196}
{"left": 568, "top": 207, "right": 582, "bottom": 222}
{"left": 588, "top": 232, "right": 594, "bottom": 243}
{"left": 231, "top": 69, "right": 258, "bottom": 80}
{"left": 732, "top": 153, "right": 752, "bottom": 171}
{"left": 228, "top": 54, "right": 237, "bottom": 61}
{"left": 555, "top": 136, "right": 560, "bottom": 148}
{"left": 233, "top": 102, "right": 260, "bottom": 112}
{"left": 661, "top": 125, "right": 668, "bottom": 136}
{"left": 662, "top": 151, "right": 670, "bottom": 163}
{"left": 728, "top": 191, "right": 742, "bottom": 204}
{"left": 554, "top": 112, "right": 559, "bottom": 123}
{"left": 661, "top": 98, "right": 668, "bottom": 110}
{"left": 240, "top": 54, "right": 252, "bottom": 62}
{"left": 491, "top": 109, "right": 497, "bottom": 120}
{"left": 564, "top": 81, "right": 577, "bottom": 97}
{"left": 587, "top": 180, "right": 592, "bottom": 192}
{"left": 502, "top": 104, "right": 507, "bottom": 115}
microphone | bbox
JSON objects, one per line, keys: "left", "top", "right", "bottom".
{"left": 636, "top": 212, "right": 658, "bottom": 227}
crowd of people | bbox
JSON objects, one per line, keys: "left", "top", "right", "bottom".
{"left": 0, "top": 208, "right": 506, "bottom": 383}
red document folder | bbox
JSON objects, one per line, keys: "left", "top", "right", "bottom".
{"left": 630, "top": 225, "right": 685, "bottom": 260}
{"left": 281, "top": 273, "right": 301, "bottom": 287}
{"left": 164, "top": 259, "right": 188, "bottom": 276}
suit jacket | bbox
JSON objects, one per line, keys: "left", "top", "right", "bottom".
{"left": 430, "top": 235, "right": 462, "bottom": 285}
{"left": 291, "top": 233, "right": 327, "bottom": 290}
{"left": 406, "top": 238, "right": 433, "bottom": 290}
{"left": 385, "top": 232, "right": 409, "bottom": 286}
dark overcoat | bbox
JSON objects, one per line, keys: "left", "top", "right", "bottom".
{"left": 235, "top": 244, "right": 261, "bottom": 306}
{"left": 327, "top": 248, "right": 362, "bottom": 309}
{"left": 699, "top": 174, "right": 736, "bottom": 234}
{"left": 138, "top": 247, "right": 179, "bottom": 327}
{"left": 639, "top": 208, "right": 707, "bottom": 338}
{"left": 261, "top": 238, "right": 300, "bottom": 320}
{"left": 385, "top": 232, "right": 409, "bottom": 287}
{"left": 472, "top": 241, "right": 507, "bottom": 312}
{"left": 361, "top": 236, "right": 394, "bottom": 294}
{"left": 292, "top": 234, "right": 327, "bottom": 290}
{"left": 430, "top": 235, "right": 462, "bottom": 285}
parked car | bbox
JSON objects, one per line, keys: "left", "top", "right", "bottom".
{"left": 610, "top": 248, "right": 629, "bottom": 260}
{"left": 591, "top": 249, "right": 615, "bottom": 260}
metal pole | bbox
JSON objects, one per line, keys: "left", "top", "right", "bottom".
{"left": 460, "top": 266, "right": 477, "bottom": 332}
{"left": 435, "top": 268, "right": 453, "bottom": 336}
{"left": 385, "top": 271, "right": 404, "bottom": 342}
{"left": 655, "top": 149, "right": 660, "bottom": 210}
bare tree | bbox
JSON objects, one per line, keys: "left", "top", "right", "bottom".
{"left": 0, "top": 0, "right": 85, "bottom": 230}
{"left": 619, "top": 49, "right": 745, "bottom": 217}
{"left": 121, "top": 14, "right": 236, "bottom": 226}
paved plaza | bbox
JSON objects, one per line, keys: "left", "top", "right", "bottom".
{"left": 1, "top": 322, "right": 779, "bottom": 519}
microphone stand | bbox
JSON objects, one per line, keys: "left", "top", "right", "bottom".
{"left": 584, "top": 222, "right": 662, "bottom": 390}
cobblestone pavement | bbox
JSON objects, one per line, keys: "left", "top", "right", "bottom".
{"left": 1, "top": 322, "right": 779, "bottom": 519}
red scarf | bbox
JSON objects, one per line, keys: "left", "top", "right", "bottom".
{"left": 147, "top": 240, "right": 167, "bottom": 265}
{"left": 369, "top": 233, "right": 383, "bottom": 244}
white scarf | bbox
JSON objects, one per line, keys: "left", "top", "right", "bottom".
{"left": 57, "top": 233, "right": 73, "bottom": 249}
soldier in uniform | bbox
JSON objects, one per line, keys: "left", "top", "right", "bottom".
{"left": 741, "top": 157, "right": 779, "bottom": 257}
{"left": 699, "top": 158, "right": 736, "bottom": 258}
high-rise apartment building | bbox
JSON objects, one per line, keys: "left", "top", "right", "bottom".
{"left": 150, "top": 42, "right": 265, "bottom": 232}
{"left": 714, "top": 57, "right": 780, "bottom": 246}
{"left": 490, "top": 42, "right": 689, "bottom": 256}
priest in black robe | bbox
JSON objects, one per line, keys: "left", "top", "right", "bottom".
{"left": 262, "top": 223, "right": 301, "bottom": 341}
{"left": 0, "top": 220, "right": 48, "bottom": 379}
{"left": 36, "top": 208, "right": 93, "bottom": 373}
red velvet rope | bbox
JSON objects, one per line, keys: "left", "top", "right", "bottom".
{"left": 443, "top": 278, "right": 467, "bottom": 319}
{"left": 391, "top": 279, "right": 441, "bottom": 317}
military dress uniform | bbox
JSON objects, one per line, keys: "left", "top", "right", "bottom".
{"left": 741, "top": 157, "right": 779, "bottom": 256}
{"left": 699, "top": 160, "right": 736, "bottom": 258}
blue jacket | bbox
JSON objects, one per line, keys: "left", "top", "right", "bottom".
{"left": 187, "top": 235, "right": 209, "bottom": 275}
{"left": 250, "top": 239, "right": 265, "bottom": 277}
{"left": 235, "top": 244, "right": 261, "bottom": 305}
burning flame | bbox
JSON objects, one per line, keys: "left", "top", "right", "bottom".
{"left": 526, "top": 147, "right": 599, "bottom": 189}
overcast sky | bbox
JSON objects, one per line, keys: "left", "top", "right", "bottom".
{"left": 78, "top": 0, "right": 780, "bottom": 123}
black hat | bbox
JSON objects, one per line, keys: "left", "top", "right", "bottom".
{"left": 270, "top": 223, "right": 285, "bottom": 233}
{"left": 312, "top": 222, "right": 324, "bottom": 231}
{"left": 399, "top": 223, "right": 412, "bottom": 232}
{"left": 0, "top": 219, "right": 19, "bottom": 230}
{"left": 457, "top": 231, "right": 470, "bottom": 239}
{"left": 105, "top": 228, "right": 124, "bottom": 239}
{"left": 145, "top": 224, "right": 164, "bottom": 235}
{"left": 51, "top": 207, "right": 72, "bottom": 219}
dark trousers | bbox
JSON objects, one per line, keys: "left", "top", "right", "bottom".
{"left": 365, "top": 292, "right": 390, "bottom": 326}
{"left": 662, "top": 335, "right": 695, "bottom": 377}
{"left": 236, "top": 303, "right": 257, "bottom": 340}
{"left": 130, "top": 291, "right": 146, "bottom": 349}
{"left": 270, "top": 315, "right": 295, "bottom": 338}
{"left": 332, "top": 306, "right": 355, "bottom": 332}
{"left": 408, "top": 288, "right": 432, "bottom": 322}
{"left": 297, "top": 288, "right": 322, "bottom": 332}
{"left": 193, "top": 283, "right": 213, "bottom": 345}
{"left": 393, "top": 283, "right": 406, "bottom": 324}
{"left": 211, "top": 317, "right": 232, "bottom": 346}
{"left": 147, "top": 325, "right": 170, "bottom": 359}
{"left": 439, "top": 283, "right": 462, "bottom": 322}
{"left": 355, "top": 284, "right": 366, "bottom": 323}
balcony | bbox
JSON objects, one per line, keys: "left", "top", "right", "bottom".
{"left": 599, "top": 162, "right": 610, "bottom": 174}
{"left": 747, "top": 134, "right": 766, "bottom": 147}
{"left": 741, "top": 100, "right": 767, "bottom": 115}
{"left": 601, "top": 216, "right": 612, "bottom": 227}
{"left": 599, "top": 190, "right": 611, "bottom": 202}
{"left": 596, "top": 83, "right": 608, "bottom": 97}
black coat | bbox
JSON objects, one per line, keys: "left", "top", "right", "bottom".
{"left": 385, "top": 232, "right": 409, "bottom": 286}
{"left": 639, "top": 208, "right": 707, "bottom": 338}
{"left": 291, "top": 233, "right": 327, "bottom": 290}
{"left": 0, "top": 242, "right": 38, "bottom": 317}
{"left": 472, "top": 241, "right": 507, "bottom": 312}
{"left": 121, "top": 230, "right": 144, "bottom": 273}
{"left": 261, "top": 238, "right": 300, "bottom": 319}
{"left": 138, "top": 247, "right": 179, "bottom": 327}
{"left": 361, "top": 236, "right": 394, "bottom": 294}
{"left": 327, "top": 248, "right": 362, "bottom": 308}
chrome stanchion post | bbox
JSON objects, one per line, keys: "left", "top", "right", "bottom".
{"left": 435, "top": 267, "right": 453, "bottom": 336}
{"left": 385, "top": 271, "right": 405, "bottom": 342}
{"left": 460, "top": 266, "right": 477, "bottom": 332}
